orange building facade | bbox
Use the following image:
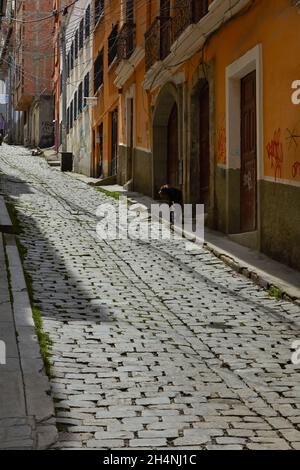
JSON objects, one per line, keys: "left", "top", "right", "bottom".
{"left": 92, "top": 0, "right": 121, "bottom": 179}
{"left": 113, "top": 0, "right": 300, "bottom": 270}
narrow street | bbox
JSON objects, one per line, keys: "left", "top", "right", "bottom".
{"left": 1, "top": 146, "right": 300, "bottom": 450}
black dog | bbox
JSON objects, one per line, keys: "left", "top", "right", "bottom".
{"left": 158, "top": 185, "right": 183, "bottom": 207}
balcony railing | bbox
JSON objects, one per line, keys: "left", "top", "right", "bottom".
{"left": 145, "top": 1, "right": 209, "bottom": 71}
{"left": 117, "top": 22, "right": 136, "bottom": 61}
{"left": 173, "top": 0, "right": 209, "bottom": 41}
{"left": 145, "top": 16, "right": 172, "bottom": 71}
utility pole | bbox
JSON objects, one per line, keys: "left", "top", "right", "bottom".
{"left": 60, "top": 1, "right": 68, "bottom": 153}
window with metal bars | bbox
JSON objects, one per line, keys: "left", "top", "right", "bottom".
{"left": 95, "top": 0, "right": 104, "bottom": 25}
{"left": 70, "top": 42, "right": 74, "bottom": 70}
{"left": 126, "top": 0, "right": 134, "bottom": 22}
{"left": 78, "top": 82, "right": 83, "bottom": 114}
{"left": 94, "top": 48, "right": 104, "bottom": 93}
{"left": 74, "top": 91, "right": 78, "bottom": 121}
{"left": 84, "top": 72, "right": 90, "bottom": 107}
{"left": 70, "top": 100, "right": 73, "bottom": 129}
{"left": 79, "top": 18, "right": 84, "bottom": 49}
{"left": 75, "top": 29, "right": 79, "bottom": 60}
{"left": 67, "top": 52, "right": 70, "bottom": 78}
{"left": 85, "top": 5, "right": 91, "bottom": 38}
{"left": 108, "top": 24, "right": 118, "bottom": 66}
{"left": 67, "top": 107, "right": 70, "bottom": 134}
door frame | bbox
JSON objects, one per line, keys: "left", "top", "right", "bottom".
{"left": 125, "top": 85, "right": 136, "bottom": 183}
{"left": 152, "top": 81, "right": 182, "bottom": 199}
{"left": 188, "top": 60, "right": 215, "bottom": 227}
{"left": 167, "top": 102, "right": 179, "bottom": 187}
{"left": 110, "top": 108, "right": 119, "bottom": 176}
{"left": 226, "top": 44, "right": 263, "bottom": 248}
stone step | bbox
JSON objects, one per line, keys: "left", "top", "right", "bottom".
{"left": 48, "top": 160, "right": 61, "bottom": 167}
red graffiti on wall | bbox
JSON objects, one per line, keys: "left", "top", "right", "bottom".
{"left": 292, "top": 161, "right": 300, "bottom": 178}
{"left": 217, "top": 127, "right": 226, "bottom": 164}
{"left": 266, "top": 129, "right": 284, "bottom": 180}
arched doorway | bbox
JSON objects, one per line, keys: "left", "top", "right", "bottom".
{"left": 152, "top": 83, "right": 181, "bottom": 199}
{"left": 190, "top": 77, "right": 213, "bottom": 216}
{"left": 167, "top": 103, "right": 179, "bottom": 187}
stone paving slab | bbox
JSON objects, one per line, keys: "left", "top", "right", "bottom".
{"left": 92, "top": 183, "right": 300, "bottom": 303}
{"left": 0, "top": 145, "right": 300, "bottom": 450}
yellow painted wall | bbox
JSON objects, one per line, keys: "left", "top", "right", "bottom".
{"left": 201, "top": 0, "right": 300, "bottom": 183}
{"left": 92, "top": 0, "right": 120, "bottom": 176}
{"left": 119, "top": 0, "right": 150, "bottom": 150}
{"left": 145, "top": 0, "right": 300, "bottom": 184}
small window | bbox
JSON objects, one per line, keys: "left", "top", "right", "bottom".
{"left": 75, "top": 29, "right": 79, "bottom": 60}
{"left": 67, "top": 107, "right": 70, "bottom": 134}
{"left": 70, "top": 100, "right": 73, "bottom": 129}
{"left": 67, "top": 52, "right": 70, "bottom": 78}
{"left": 70, "top": 42, "right": 74, "bottom": 70}
{"left": 84, "top": 72, "right": 90, "bottom": 107}
{"left": 74, "top": 91, "right": 78, "bottom": 121}
{"left": 85, "top": 5, "right": 91, "bottom": 38}
{"left": 78, "top": 82, "right": 83, "bottom": 114}
{"left": 94, "top": 48, "right": 104, "bottom": 93}
{"left": 79, "top": 19, "right": 84, "bottom": 49}
{"left": 108, "top": 24, "right": 118, "bottom": 66}
{"left": 95, "top": 0, "right": 104, "bottom": 25}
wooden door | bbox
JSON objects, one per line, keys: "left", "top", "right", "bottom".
{"left": 199, "top": 82, "right": 210, "bottom": 208}
{"left": 127, "top": 98, "right": 133, "bottom": 181}
{"left": 111, "top": 109, "right": 118, "bottom": 176}
{"left": 167, "top": 103, "right": 179, "bottom": 187}
{"left": 241, "top": 71, "right": 257, "bottom": 232}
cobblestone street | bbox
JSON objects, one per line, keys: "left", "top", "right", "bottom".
{"left": 1, "top": 146, "right": 300, "bottom": 450}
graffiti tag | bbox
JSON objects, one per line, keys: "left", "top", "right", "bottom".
{"left": 266, "top": 129, "right": 284, "bottom": 180}
{"left": 217, "top": 126, "right": 226, "bottom": 164}
{"left": 292, "top": 162, "right": 300, "bottom": 179}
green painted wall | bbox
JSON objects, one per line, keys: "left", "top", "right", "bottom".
{"left": 261, "top": 180, "right": 300, "bottom": 270}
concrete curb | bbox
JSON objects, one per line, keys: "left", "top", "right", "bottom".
{"left": 203, "top": 243, "right": 300, "bottom": 305}
{"left": 1, "top": 198, "right": 58, "bottom": 449}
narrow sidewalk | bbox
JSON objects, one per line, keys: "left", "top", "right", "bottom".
{"left": 0, "top": 196, "right": 57, "bottom": 449}
{"left": 66, "top": 172, "right": 300, "bottom": 304}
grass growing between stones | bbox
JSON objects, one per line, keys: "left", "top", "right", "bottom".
{"left": 32, "top": 304, "right": 53, "bottom": 378}
{"left": 268, "top": 286, "right": 283, "bottom": 300}
{"left": 95, "top": 187, "right": 121, "bottom": 200}
{"left": 5, "top": 199, "right": 53, "bottom": 378}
